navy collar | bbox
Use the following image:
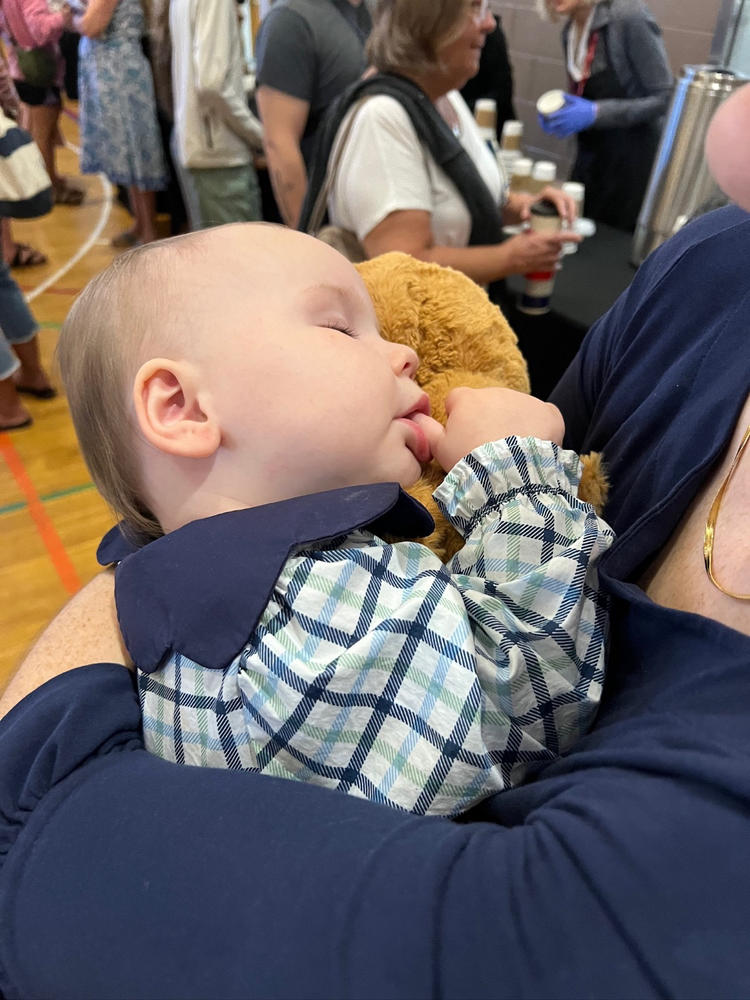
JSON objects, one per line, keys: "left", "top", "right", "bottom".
{"left": 97, "top": 484, "right": 433, "bottom": 673}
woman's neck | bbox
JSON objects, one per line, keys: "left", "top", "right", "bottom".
{"left": 572, "top": 4, "right": 594, "bottom": 28}
{"left": 407, "top": 71, "right": 450, "bottom": 104}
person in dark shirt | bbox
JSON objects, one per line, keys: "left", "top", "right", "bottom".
{"left": 1, "top": 83, "right": 749, "bottom": 1000}
{"left": 255, "top": 0, "right": 371, "bottom": 226}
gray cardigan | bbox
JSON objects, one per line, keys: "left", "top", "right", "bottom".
{"left": 562, "top": 0, "right": 674, "bottom": 129}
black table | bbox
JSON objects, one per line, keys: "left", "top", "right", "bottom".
{"left": 503, "top": 222, "right": 637, "bottom": 399}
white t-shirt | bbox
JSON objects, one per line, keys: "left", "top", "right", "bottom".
{"left": 327, "top": 90, "right": 505, "bottom": 247}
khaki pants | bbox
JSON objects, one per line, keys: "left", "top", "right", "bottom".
{"left": 186, "top": 163, "right": 262, "bottom": 229}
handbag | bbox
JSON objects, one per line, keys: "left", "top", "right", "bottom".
{"left": 15, "top": 45, "right": 58, "bottom": 89}
{"left": 304, "top": 97, "right": 369, "bottom": 263}
{"left": 0, "top": 110, "right": 53, "bottom": 219}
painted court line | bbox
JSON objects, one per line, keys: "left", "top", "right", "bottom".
{"left": 0, "top": 481, "right": 96, "bottom": 518}
{"left": 25, "top": 141, "right": 112, "bottom": 305}
{"left": 0, "top": 434, "right": 82, "bottom": 595}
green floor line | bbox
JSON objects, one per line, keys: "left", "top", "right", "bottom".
{"left": 0, "top": 481, "right": 95, "bottom": 517}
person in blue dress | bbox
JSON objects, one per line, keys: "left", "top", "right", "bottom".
{"left": 74, "top": 0, "right": 169, "bottom": 245}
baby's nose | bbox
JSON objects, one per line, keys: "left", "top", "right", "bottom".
{"left": 390, "top": 341, "right": 419, "bottom": 378}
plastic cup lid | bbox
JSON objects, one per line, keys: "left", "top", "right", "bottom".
{"left": 532, "top": 160, "right": 557, "bottom": 181}
{"left": 536, "top": 89, "right": 566, "bottom": 116}
{"left": 574, "top": 217, "right": 596, "bottom": 237}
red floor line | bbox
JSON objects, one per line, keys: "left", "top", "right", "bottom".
{"left": 0, "top": 433, "right": 81, "bottom": 595}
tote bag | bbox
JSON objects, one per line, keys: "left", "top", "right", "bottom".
{"left": 0, "top": 110, "right": 53, "bottom": 218}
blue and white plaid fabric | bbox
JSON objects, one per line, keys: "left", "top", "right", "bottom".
{"left": 140, "top": 438, "right": 614, "bottom": 816}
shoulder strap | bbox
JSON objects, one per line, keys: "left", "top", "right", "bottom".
{"left": 305, "top": 96, "right": 369, "bottom": 235}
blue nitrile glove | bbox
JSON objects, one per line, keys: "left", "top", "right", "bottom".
{"left": 538, "top": 94, "right": 597, "bottom": 138}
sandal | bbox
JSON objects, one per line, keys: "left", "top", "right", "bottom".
{"left": 8, "top": 243, "right": 48, "bottom": 268}
{"left": 54, "top": 182, "right": 85, "bottom": 206}
{"left": 0, "top": 413, "right": 32, "bottom": 431}
{"left": 14, "top": 383, "right": 57, "bottom": 400}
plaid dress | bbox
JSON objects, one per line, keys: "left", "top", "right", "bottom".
{"left": 128, "top": 438, "right": 614, "bottom": 816}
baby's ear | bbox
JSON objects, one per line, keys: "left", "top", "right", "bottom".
{"left": 133, "top": 358, "right": 221, "bottom": 458}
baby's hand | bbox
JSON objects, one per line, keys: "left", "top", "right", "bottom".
{"left": 414, "top": 387, "right": 564, "bottom": 473}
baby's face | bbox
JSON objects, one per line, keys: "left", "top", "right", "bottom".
{"left": 181, "top": 225, "right": 431, "bottom": 504}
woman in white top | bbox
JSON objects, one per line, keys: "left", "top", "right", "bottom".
{"left": 325, "top": 0, "right": 579, "bottom": 287}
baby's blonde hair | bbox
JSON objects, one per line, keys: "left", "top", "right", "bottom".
{"left": 58, "top": 238, "right": 198, "bottom": 545}
{"left": 536, "top": 0, "right": 597, "bottom": 22}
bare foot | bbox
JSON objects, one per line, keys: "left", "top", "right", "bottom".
{"left": 13, "top": 364, "right": 55, "bottom": 398}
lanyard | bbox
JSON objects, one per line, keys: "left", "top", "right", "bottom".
{"left": 570, "top": 30, "right": 599, "bottom": 97}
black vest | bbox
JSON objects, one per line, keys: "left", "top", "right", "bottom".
{"left": 298, "top": 72, "right": 504, "bottom": 248}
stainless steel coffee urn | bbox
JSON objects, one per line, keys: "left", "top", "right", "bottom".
{"left": 631, "top": 65, "right": 747, "bottom": 266}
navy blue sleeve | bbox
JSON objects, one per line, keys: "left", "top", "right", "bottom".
{"left": 2, "top": 658, "right": 750, "bottom": 999}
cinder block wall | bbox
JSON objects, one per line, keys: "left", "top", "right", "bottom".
{"left": 496, "top": 0, "right": 723, "bottom": 175}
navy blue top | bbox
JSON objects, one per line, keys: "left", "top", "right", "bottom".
{"left": 1, "top": 206, "right": 749, "bottom": 998}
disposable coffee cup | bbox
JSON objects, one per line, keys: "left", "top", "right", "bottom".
{"left": 529, "top": 160, "right": 557, "bottom": 196}
{"left": 500, "top": 119, "right": 523, "bottom": 152}
{"left": 518, "top": 199, "right": 562, "bottom": 316}
{"left": 561, "top": 181, "right": 585, "bottom": 254}
{"left": 536, "top": 89, "right": 566, "bottom": 118}
{"left": 509, "top": 156, "right": 533, "bottom": 194}
{"left": 474, "top": 98, "right": 497, "bottom": 133}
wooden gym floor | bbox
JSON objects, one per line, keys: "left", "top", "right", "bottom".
{"left": 1, "top": 105, "right": 137, "bottom": 691}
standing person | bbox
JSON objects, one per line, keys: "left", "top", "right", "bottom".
{"left": 170, "top": 0, "right": 263, "bottom": 230}
{"left": 0, "top": 0, "right": 83, "bottom": 206}
{"left": 2, "top": 87, "right": 750, "bottom": 996}
{"left": 74, "top": 0, "right": 169, "bottom": 246}
{"left": 536, "top": 0, "right": 673, "bottom": 231}
{"left": 0, "top": 257, "right": 55, "bottom": 430}
{"left": 301, "top": 0, "right": 579, "bottom": 293}
{"left": 254, "top": 0, "right": 372, "bottom": 227}
{"left": 0, "top": 43, "right": 47, "bottom": 267}
{"left": 460, "top": 13, "right": 515, "bottom": 140}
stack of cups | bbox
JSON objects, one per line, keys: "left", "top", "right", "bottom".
{"left": 474, "top": 98, "right": 501, "bottom": 159}
{"left": 561, "top": 181, "right": 585, "bottom": 254}
{"left": 499, "top": 119, "right": 523, "bottom": 172}
{"left": 518, "top": 199, "right": 562, "bottom": 316}
{"left": 509, "top": 157, "right": 534, "bottom": 195}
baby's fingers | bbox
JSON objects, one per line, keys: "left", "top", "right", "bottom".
{"left": 411, "top": 412, "right": 445, "bottom": 454}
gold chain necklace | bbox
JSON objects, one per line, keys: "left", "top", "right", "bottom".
{"left": 703, "top": 423, "right": 750, "bottom": 600}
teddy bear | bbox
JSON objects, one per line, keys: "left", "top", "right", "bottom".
{"left": 355, "top": 251, "right": 608, "bottom": 561}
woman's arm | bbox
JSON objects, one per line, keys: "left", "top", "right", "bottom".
{"left": 593, "top": 14, "right": 673, "bottom": 129}
{"left": 74, "top": 0, "right": 119, "bottom": 39}
{"left": 2, "top": 644, "right": 750, "bottom": 998}
{"left": 0, "top": 570, "right": 131, "bottom": 720}
{"left": 362, "top": 209, "right": 575, "bottom": 284}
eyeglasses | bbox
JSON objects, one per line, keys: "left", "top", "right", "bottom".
{"left": 703, "top": 422, "right": 750, "bottom": 600}
{"left": 468, "top": 0, "right": 491, "bottom": 24}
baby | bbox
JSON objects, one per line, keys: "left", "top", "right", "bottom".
{"left": 58, "top": 223, "right": 614, "bottom": 816}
